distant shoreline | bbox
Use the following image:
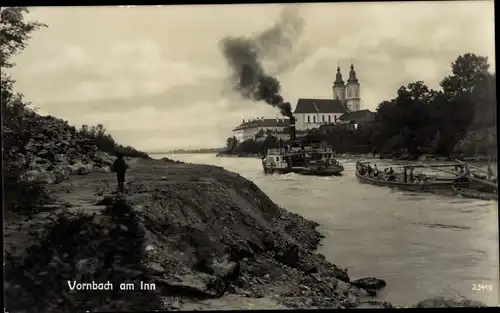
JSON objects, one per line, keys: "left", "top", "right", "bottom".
{"left": 148, "top": 151, "right": 221, "bottom": 155}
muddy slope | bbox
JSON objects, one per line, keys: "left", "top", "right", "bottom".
{"left": 4, "top": 158, "right": 391, "bottom": 312}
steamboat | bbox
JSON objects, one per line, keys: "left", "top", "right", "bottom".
{"left": 261, "top": 116, "right": 344, "bottom": 176}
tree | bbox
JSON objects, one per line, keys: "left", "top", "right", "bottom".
{"left": 96, "top": 124, "right": 106, "bottom": 137}
{"left": 1, "top": 7, "right": 47, "bottom": 149}
{"left": 435, "top": 53, "right": 494, "bottom": 155}
{"left": 1, "top": 7, "right": 47, "bottom": 68}
{"left": 469, "top": 72, "right": 496, "bottom": 129}
{"left": 1, "top": 7, "right": 47, "bottom": 121}
{"left": 371, "top": 81, "right": 435, "bottom": 154}
{"left": 225, "top": 136, "right": 238, "bottom": 152}
{"left": 440, "top": 53, "right": 490, "bottom": 97}
{"left": 1, "top": 8, "right": 48, "bottom": 213}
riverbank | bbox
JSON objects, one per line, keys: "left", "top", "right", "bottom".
{"left": 5, "top": 155, "right": 491, "bottom": 311}
{"left": 4, "top": 157, "right": 395, "bottom": 311}
{"left": 216, "top": 152, "right": 262, "bottom": 158}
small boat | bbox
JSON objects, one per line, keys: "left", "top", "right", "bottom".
{"left": 354, "top": 161, "right": 461, "bottom": 192}
{"left": 453, "top": 186, "right": 498, "bottom": 201}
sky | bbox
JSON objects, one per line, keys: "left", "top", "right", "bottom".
{"left": 8, "top": 1, "right": 496, "bottom": 151}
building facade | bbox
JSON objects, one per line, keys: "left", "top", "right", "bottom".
{"left": 320, "top": 109, "right": 376, "bottom": 133}
{"left": 338, "top": 109, "right": 375, "bottom": 129}
{"left": 293, "top": 99, "right": 346, "bottom": 131}
{"left": 232, "top": 117, "right": 290, "bottom": 142}
{"left": 231, "top": 64, "right": 366, "bottom": 135}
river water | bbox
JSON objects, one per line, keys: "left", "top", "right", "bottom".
{"left": 155, "top": 153, "right": 499, "bottom": 307}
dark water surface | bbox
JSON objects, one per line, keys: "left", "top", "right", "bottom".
{"left": 156, "top": 154, "right": 499, "bottom": 307}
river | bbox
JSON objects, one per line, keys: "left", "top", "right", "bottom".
{"left": 154, "top": 153, "right": 499, "bottom": 307}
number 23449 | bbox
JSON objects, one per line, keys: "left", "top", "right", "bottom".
{"left": 472, "top": 284, "right": 493, "bottom": 292}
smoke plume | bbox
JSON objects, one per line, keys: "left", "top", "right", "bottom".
{"left": 219, "top": 6, "right": 305, "bottom": 117}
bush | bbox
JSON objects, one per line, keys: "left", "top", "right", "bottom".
{"left": 227, "top": 135, "right": 279, "bottom": 155}
{"left": 77, "top": 124, "right": 150, "bottom": 159}
{"left": 2, "top": 95, "right": 51, "bottom": 214}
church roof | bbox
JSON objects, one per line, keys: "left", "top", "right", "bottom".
{"left": 294, "top": 98, "right": 347, "bottom": 114}
{"left": 347, "top": 63, "right": 359, "bottom": 84}
{"left": 334, "top": 66, "right": 345, "bottom": 86}
{"left": 339, "top": 109, "right": 375, "bottom": 123}
{"left": 232, "top": 118, "right": 290, "bottom": 131}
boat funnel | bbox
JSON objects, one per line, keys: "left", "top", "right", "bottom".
{"left": 289, "top": 115, "right": 296, "bottom": 142}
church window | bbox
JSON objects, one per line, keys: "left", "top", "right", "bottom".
{"left": 356, "top": 91, "right": 359, "bottom": 97}
{"left": 313, "top": 116, "right": 316, "bottom": 123}
{"left": 307, "top": 115, "right": 310, "bottom": 123}
{"left": 322, "top": 115, "right": 325, "bottom": 123}
{"left": 328, "top": 115, "right": 331, "bottom": 123}
{"left": 348, "top": 92, "right": 351, "bottom": 98}
{"left": 334, "top": 115, "right": 338, "bottom": 123}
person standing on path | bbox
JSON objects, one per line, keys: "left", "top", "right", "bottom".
{"left": 112, "top": 153, "right": 129, "bottom": 193}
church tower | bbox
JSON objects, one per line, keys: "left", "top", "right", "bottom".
{"left": 345, "top": 63, "right": 361, "bottom": 112}
{"left": 332, "top": 66, "right": 346, "bottom": 104}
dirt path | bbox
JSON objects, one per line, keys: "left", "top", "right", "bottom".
{"left": 4, "top": 158, "right": 142, "bottom": 259}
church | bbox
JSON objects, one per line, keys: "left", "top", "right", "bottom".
{"left": 232, "top": 64, "right": 374, "bottom": 140}
{"left": 293, "top": 64, "right": 362, "bottom": 131}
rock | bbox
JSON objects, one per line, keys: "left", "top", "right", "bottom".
{"left": 93, "top": 165, "right": 111, "bottom": 173}
{"left": 42, "top": 142, "right": 56, "bottom": 151}
{"left": 66, "top": 148, "right": 80, "bottom": 160}
{"left": 304, "top": 265, "right": 318, "bottom": 274}
{"left": 209, "top": 256, "right": 240, "bottom": 281}
{"left": 75, "top": 257, "right": 99, "bottom": 279}
{"left": 34, "top": 156, "right": 52, "bottom": 165}
{"left": 53, "top": 172, "right": 65, "bottom": 184}
{"left": 154, "top": 273, "right": 226, "bottom": 298}
{"left": 414, "top": 297, "right": 486, "bottom": 308}
{"left": 60, "top": 140, "right": 71, "bottom": 148}
{"left": 147, "top": 262, "right": 164, "bottom": 275}
{"left": 85, "top": 162, "right": 94, "bottom": 173}
{"left": 54, "top": 154, "right": 68, "bottom": 163}
{"left": 280, "top": 244, "right": 300, "bottom": 268}
{"left": 22, "top": 169, "right": 56, "bottom": 184}
{"left": 350, "top": 277, "right": 386, "bottom": 291}
{"left": 24, "top": 139, "right": 39, "bottom": 153}
{"left": 229, "top": 242, "right": 256, "bottom": 262}
{"left": 53, "top": 165, "right": 71, "bottom": 182}
{"left": 37, "top": 149, "right": 56, "bottom": 162}
{"left": 77, "top": 167, "right": 88, "bottom": 175}
{"left": 93, "top": 151, "right": 114, "bottom": 166}
{"left": 29, "top": 161, "right": 51, "bottom": 173}
{"left": 70, "top": 162, "right": 89, "bottom": 175}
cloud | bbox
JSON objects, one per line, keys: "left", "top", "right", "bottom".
{"left": 8, "top": 2, "right": 495, "bottom": 150}
{"left": 404, "top": 58, "right": 439, "bottom": 83}
{"left": 21, "top": 40, "right": 224, "bottom": 103}
{"left": 72, "top": 99, "right": 275, "bottom": 151}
